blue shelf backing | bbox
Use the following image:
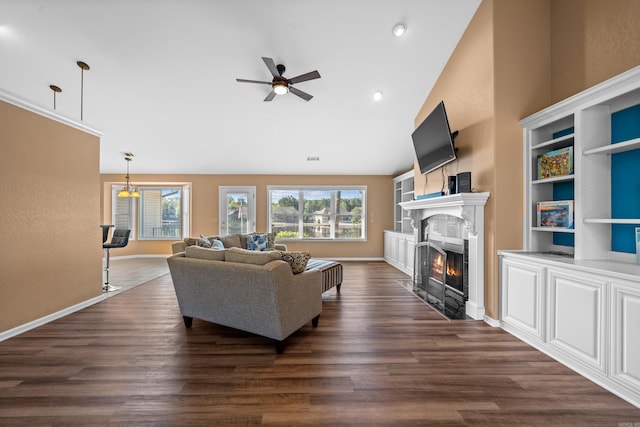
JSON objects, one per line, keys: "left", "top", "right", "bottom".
{"left": 551, "top": 128, "right": 576, "bottom": 247}
{"left": 611, "top": 104, "right": 640, "bottom": 253}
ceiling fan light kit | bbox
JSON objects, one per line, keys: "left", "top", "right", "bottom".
{"left": 236, "top": 57, "right": 321, "bottom": 102}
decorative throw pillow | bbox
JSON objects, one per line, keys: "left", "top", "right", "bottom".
{"left": 198, "top": 234, "right": 213, "bottom": 248}
{"left": 211, "top": 239, "right": 225, "bottom": 249}
{"left": 246, "top": 233, "right": 269, "bottom": 251}
{"left": 225, "top": 247, "right": 282, "bottom": 265}
{"left": 280, "top": 251, "right": 311, "bottom": 274}
{"left": 183, "top": 237, "right": 200, "bottom": 247}
{"left": 220, "top": 234, "right": 242, "bottom": 248}
{"left": 185, "top": 245, "right": 226, "bottom": 261}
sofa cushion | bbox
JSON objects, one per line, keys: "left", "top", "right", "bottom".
{"left": 225, "top": 247, "right": 282, "bottom": 265}
{"left": 280, "top": 251, "right": 311, "bottom": 274}
{"left": 246, "top": 233, "right": 269, "bottom": 251}
{"left": 219, "top": 234, "right": 243, "bottom": 248}
{"left": 185, "top": 245, "right": 226, "bottom": 261}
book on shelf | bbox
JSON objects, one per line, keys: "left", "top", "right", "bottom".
{"left": 537, "top": 200, "right": 574, "bottom": 228}
{"left": 537, "top": 146, "right": 573, "bottom": 179}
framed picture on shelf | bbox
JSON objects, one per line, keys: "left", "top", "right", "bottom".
{"left": 537, "top": 146, "right": 573, "bottom": 179}
{"left": 537, "top": 200, "right": 574, "bottom": 228}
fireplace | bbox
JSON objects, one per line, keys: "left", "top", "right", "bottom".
{"left": 400, "top": 192, "right": 489, "bottom": 320}
{"left": 415, "top": 238, "right": 468, "bottom": 319}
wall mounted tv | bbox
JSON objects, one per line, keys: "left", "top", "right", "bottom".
{"left": 411, "top": 101, "right": 457, "bottom": 175}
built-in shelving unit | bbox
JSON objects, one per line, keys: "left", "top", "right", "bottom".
{"left": 500, "top": 66, "right": 640, "bottom": 409}
{"left": 385, "top": 170, "right": 415, "bottom": 276}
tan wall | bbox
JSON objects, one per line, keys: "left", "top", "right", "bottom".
{"left": 101, "top": 174, "right": 393, "bottom": 259}
{"left": 414, "top": 0, "right": 498, "bottom": 317}
{"left": 551, "top": 0, "right": 640, "bottom": 103}
{"left": 0, "top": 100, "right": 102, "bottom": 333}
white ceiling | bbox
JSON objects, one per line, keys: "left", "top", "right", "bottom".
{"left": 0, "top": 0, "right": 481, "bottom": 175}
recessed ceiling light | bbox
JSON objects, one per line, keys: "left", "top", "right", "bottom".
{"left": 373, "top": 91, "right": 383, "bottom": 101}
{"left": 392, "top": 23, "right": 406, "bottom": 37}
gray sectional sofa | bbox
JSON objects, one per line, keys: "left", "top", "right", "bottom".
{"left": 167, "top": 246, "right": 322, "bottom": 353}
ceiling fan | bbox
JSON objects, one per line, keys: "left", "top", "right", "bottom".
{"left": 236, "top": 57, "right": 321, "bottom": 102}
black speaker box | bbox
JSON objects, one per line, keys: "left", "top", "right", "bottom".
{"left": 457, "top": 172, "right": 471, "bottom": 193}
{"left": 448, "top": 176, "right": 457, "bottom": 195}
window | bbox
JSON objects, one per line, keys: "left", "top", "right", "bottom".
{"left": 110, "top": 184, "right": 190, "bottom": 240}
{"left": 268, "top": 186, "right": 365, "bottom": 240}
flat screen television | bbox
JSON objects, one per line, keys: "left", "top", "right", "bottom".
{"left": 411, "top": 101, "right": 457, "bottom": 175}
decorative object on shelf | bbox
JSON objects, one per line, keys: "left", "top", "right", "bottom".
{"left": 49, "top": 85, "right": 61, "bottom": 110}
{"left": 537, "top": 200, "right": 574, "bottom": 228}
{"left": 457, "top": 172, "right": 471, "bottom": 193}
{"left": 537, "top": 146, "right": 573, "bottom": 179}
{"left": 636, "top": 227, "right": 640, "bottom": 264}
{"left": 117, "top": 154, "right": 140, "bottom": 198}
{"left": 76, "top": 60, "right": 90, "bottom": 120}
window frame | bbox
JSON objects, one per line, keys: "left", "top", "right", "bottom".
{"left": 267, "top": 185, "right": 367, "bottom": 242}
{"left": 110, "top": 183, "right": 191, "bottom": 241}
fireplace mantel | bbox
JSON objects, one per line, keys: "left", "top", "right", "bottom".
{"left": 400, "top": 192, "right": 490, "bottom": 321}
{"left": 399, "top": 192, "right": 490, "bottom": 233}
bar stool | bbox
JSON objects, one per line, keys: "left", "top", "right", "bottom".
{"left": 102, "top": 228, "right": 130, "bottom": 292}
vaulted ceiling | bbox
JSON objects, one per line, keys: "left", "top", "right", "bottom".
{"left": 0, "top": 0, "right": 481, "bottom": 175}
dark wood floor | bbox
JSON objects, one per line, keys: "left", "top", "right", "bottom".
{"left": 1, "top": 261, "right": 639, "bottom": 426}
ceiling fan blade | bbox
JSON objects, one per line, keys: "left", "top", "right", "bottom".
{"left": 264, "top": 90, "right": 277, "bottom": 102}
{"left": 289, "top": 86, "right": 313, "bottom": 101}
{"left": 262, "top": 57, "right": 280, "bottom": 78}
{"left": 236, "top": 78, "right": 272, "bottom": 85}
{"left": 288, "top": 70, "right": 321, "bottom": 85}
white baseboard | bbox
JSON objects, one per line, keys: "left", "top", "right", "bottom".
{"left": 483, "top": 315, "right": 501, "bottom": 327}
{"left": 110, "top": 254, "right": 171, "bottom": 260}
{"left": 0, "top": 294, "right": 107, "bottom": 342}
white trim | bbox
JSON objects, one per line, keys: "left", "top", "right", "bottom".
{"left": 109, "top": 254, "right": 170, "bottom": 260}
{"left": 483, "top": 315, "right": 501, "bottom": 327}
{"left": 0, "top": 294, "right": 106, "bottom": 342}
{"left": 0, "top": 88, "right": 103, "bottom": 137}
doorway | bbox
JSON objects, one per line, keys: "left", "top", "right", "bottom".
{"left": 219, "top": 186, "right": 256, "bottom": 235}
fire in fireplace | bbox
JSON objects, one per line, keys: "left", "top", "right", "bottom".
{"left": 429, "top": 249, "right": 464, "bottom": 295}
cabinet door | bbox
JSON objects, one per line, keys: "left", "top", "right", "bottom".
{"left": 547, "top": 268, "right": 607, "bottom": 373}
{"left": 500, "top": 257, "right": 545, "bottom": 342}
{"left": 405, "top": 237, "right": 415, "bottom": 274}
{"left": 610, "top": 279, "right": 640, "bottom": 392}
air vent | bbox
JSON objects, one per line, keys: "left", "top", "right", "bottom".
{"left": 307, "top": 156, "right": 320, "bottom": 161}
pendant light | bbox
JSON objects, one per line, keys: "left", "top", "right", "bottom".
{"left": 49, "top": 85, "right": 61, "bottom": 109}
{"left": 117, "top": 156, "right": 140, "bottom": 198}
{"left": 77, "top": 60, "right": 90, "bottom": 120}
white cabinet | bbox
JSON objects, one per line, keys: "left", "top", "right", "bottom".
{"left": 499, "top": 66, "right": 640, "bottom": 408}
{"left": 385, "top": 170, "right": 415, "bottom": 276}
{"left": 384, "top": 230, "right": 414, "bottom": 276}
{"left": 499, "top": 251, "right": 640, "bottom": 408}
{"left": 500, "top": 257, "right": 545, "bottom": 342}
{"left": 546, "top": 268, "right": 607, "bottom": 374}
{"left": 610, "top": 279, "right": 640, "bottom": 394}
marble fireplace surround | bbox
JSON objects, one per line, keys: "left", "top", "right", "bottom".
{"left": 400, "top": 192, "right": 490, "bottom": 320}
